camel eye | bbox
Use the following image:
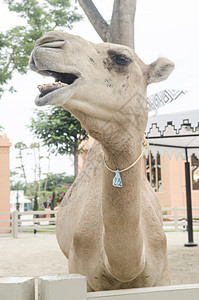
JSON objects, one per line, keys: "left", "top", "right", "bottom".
{"left": 113, "top": 54, "right": 132, "bottom": 66}
{"left": 108, "top": 50, "right": 132, "bottom": 66}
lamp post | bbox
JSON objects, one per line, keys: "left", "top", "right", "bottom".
{"left": 184, "top": 148, "right": 198, "bottom": 247}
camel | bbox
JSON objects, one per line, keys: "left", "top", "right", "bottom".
{"left": 29, "top": 31, "right": 174, "bottom": 291}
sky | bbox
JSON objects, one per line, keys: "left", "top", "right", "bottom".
{"left": 0, "top": 0, "right": 199, "bottom": 182}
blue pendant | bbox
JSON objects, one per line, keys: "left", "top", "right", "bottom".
{"left": 113, "top": 170, "right": 123, "bottom": 188}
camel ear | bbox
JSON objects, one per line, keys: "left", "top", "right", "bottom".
{"left": 146, "top": 57, "right": 174, "bottom": 85}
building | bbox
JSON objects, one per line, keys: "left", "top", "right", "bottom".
{"left": 143, "top": 152, "right": 199, "bottom": 210}
{"left": 0, "top": 134, "right": 11, "bottom": 232}
{"left": 10, "top": 190, "right": 31, "bottom": 212}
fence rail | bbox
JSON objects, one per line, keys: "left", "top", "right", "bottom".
{"left": 0, "top": 211, "right": 12, "bottom": 237}
{"left": 0, "top": 210, "right": 57, "bottom": 238}
{"left": 162, "top": 207, "right": 199, "bottom": 232}
{"left": 1, "top": 207, "right": 199, "bottom": 238}
{"left": 0, "top": 275, "right": 199, "bottom": 300}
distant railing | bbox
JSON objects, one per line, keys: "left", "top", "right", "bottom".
{"left": 12, "top": 210, "right": 58, "bottom": 238}
{"left": 0, "top": 210, "right": 57, "bottom": 238}
{"left": 0, "top": 211, "right": 12, "bottom": 237}
{"left": 1, "top": 207, "right": 199, "bottom": 238}
{"left": 162, "top": 207, "right": 199, "bottom": 232}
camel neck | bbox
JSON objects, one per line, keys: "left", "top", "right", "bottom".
{"left": 101, "top": 142, "right": 145, "bottom": 281}
{"left": 103, "top": 143, "right": 142, "bottom": 174}
{"left": 103, "top": 145, "right": 143, "bottom": 188}
{"left": 102, "top": 149, "right": 142, "bottom": 193}
{"left": 101, "top": 142, "right": 143, "bottom": 217}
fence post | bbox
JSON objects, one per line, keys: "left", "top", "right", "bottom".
{"left": 38, "top": 275, "right": 87, "bottom": 300}
{"left": 174, "top": 206, "right": 178, "bottom": 232}
{"left": 12, "top": 210, "right": 18, "bottom": 238}
{"left": 0, "top": 277, "right": 35, "bottom": 300}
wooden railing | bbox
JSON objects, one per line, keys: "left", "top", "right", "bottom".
{"left": 1, "top": 207, "right": 199, "bottom": 238}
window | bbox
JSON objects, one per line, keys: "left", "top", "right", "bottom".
{"left": 191, "top": 154, "right": 199, "bottom": 190}
{"left": 146, "top": 152, "right": 162, "bottom": 192}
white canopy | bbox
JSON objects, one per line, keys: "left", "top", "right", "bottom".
{"left": 146, "top": 88, "right": 199, "bottom": 159}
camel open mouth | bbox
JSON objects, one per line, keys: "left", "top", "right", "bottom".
{"left": 37, "top": 71, "right": 79, "bottom": 98}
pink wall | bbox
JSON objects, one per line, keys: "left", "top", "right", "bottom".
{"left": 0, "top": 134, "right": 11, "bottom": 232}
{"left": 156, "top": 153, "right": 199, "bottom": 216}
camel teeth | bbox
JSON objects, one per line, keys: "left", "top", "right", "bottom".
{"left": 37, "top": 81, "right": 64, "bottom": 91}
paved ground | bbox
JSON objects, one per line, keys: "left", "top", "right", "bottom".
{"left": 0, "top": 232, "right": 199, "bottom": 286}
{"left": 0, "top": 233, "right": 68, "bottom": 278}
{"left": 166, "top": 231, "right": 199, "bottom": 285}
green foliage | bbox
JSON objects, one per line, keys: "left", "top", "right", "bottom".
{"left": 15, "top": 141, "right": 27, "bottom": 150}
{"left": 0, "top": 0, "right": 82, "bottom": 98}
{"left": 33, "top": 193, "right": 39, "bottom": 211}
{"left": 53, "top": 185, "right": 67, "bottom": 203}
{"left": 41, "top": 172, "right": 74, "bottom": 191}
{"left": 29, "top": 106, "right": 88, "bottom": 178}
{"left": 29, "top": 106, "right": 88, "bottom": 156}
{"left": 40, "top": 173, "right": 72, "bottom": 208}
{"left": 13, "top": 141, "right": 46, "bottom": 206}
{"left": 16, "top": 190, "right": 20, "bottom": 211}
{"left": 0, "top": 125, "right": 4, "bottom": 133}
{"left": 38, "top": 207, "right": 45, "bottom": 211}
{"left": 46, "top": 184, "right": 67, "bottom": 210}
{"left": 11, "top": 151, "right": 72, "bottom": 208}
{"left": 50, "top": 190, "right": 56, "bottom": 210}
{"left": 28, "top": 106, "right": 88, "bottom": 177}
{"left": 10, "top": 179, "right": 26, "bottom": 191}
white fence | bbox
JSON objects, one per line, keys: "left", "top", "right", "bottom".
{"left": 1, "top": 207, "right": 199, "bottom": 238}
{"left": 0, "top": 275, "right": 199, "bottom": 300}
{"left": 162, "top": 207, "right": 199, "bottom": 232}
{"left": 0, "top": 211, "right": 12, "bottom": 237}
{"left": 0, "top": 210, "right": 57, "bottom": 238}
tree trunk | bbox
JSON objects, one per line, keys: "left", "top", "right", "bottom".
{"left": 109, "top": 0, "right": 136, "bottom": 48}
{"left": 78, "top": 0, "right": 110, "bottom": 41}
{"left": 74, "top": 147, "right": 79, "bottom": 179}
{"left": 18, "top": 148, "right": 30, "bottom": 196}
{"left": 44, "top": 151, "right": 51, "bottom": 193}
{"left": 78, "top": 0, "right": 137, "bottom": 49}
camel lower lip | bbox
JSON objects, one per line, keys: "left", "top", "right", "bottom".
{"left": 34, "top": 78, "right": 80, "bottom": 106}
{"left": 35, "top": 89, "right": 62, "bottom": 106}
{"left": 35, "top": 94, "right": 52, "bottom": 106}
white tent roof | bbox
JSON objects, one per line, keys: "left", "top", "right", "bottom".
{"left": 146, "top": 88, "right": 199, "bottom": 159}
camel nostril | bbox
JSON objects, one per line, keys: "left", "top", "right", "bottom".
{"left": 35, "top": 32, "right": 65, "bottom": 48}
{"left": 36, "top": 40, "right": 66, "bottom": 48}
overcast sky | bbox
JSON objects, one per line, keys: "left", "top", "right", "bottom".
{"left": 0, "top": 0, "right": 199, "bottom": 180}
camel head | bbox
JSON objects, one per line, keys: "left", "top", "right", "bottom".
{"left": 29, "top": 31, "right": 174, "bottom": 152}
